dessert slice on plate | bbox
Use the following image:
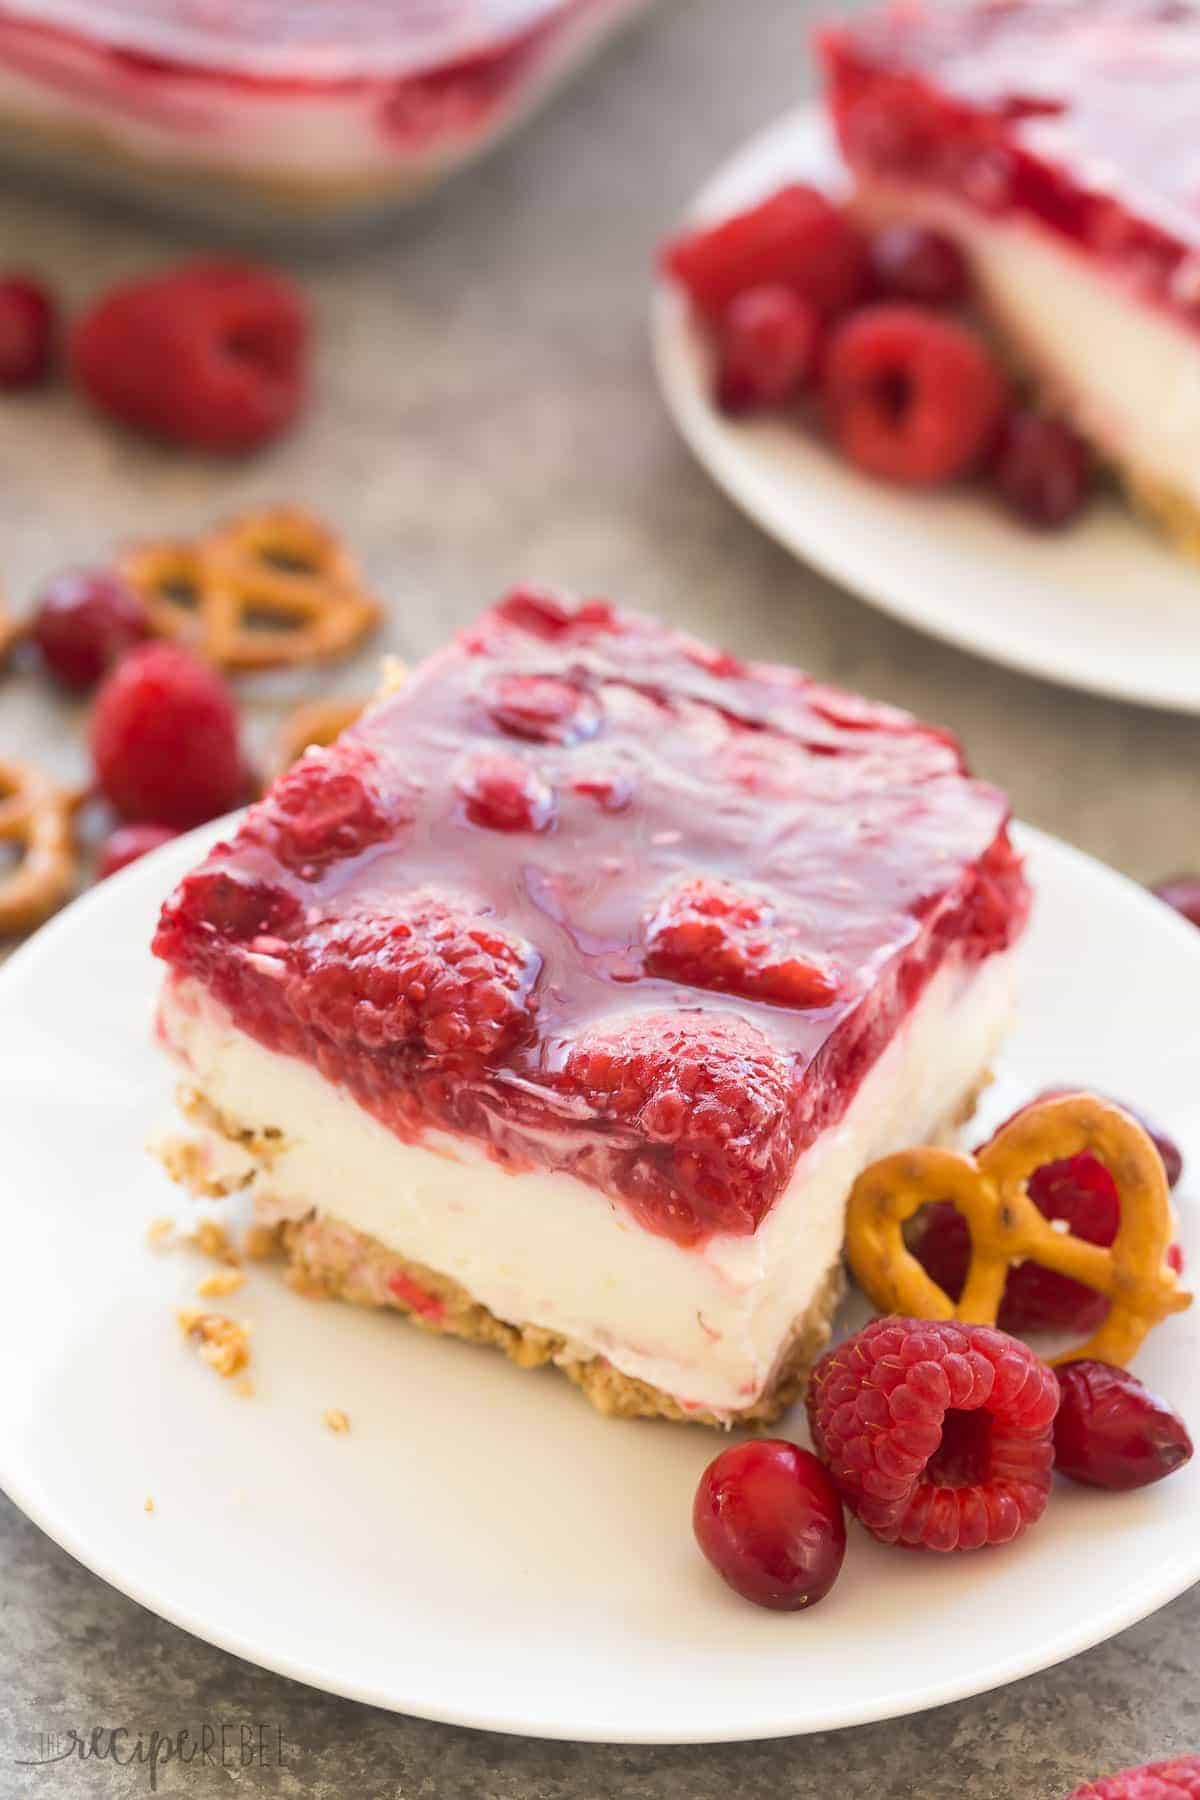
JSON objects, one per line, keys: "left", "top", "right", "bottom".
{"left": 821, "top": 0, "right": 1200, "bottom": 556}
{"left": 153, "top": 590, "right": 1029, "bottom": 1425}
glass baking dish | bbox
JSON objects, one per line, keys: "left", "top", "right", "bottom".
{"left": 0, "top": 0, "right": 652, "bottom": 233}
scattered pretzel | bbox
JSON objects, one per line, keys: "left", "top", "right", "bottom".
{"left": 0, "top": 757, "right": 77, "bottom": 936}
{"left": 119, "top": 506, "right": 381, "bottom": 672}
{"left": 0, "top": 596, "right": 24, "bottom": 669}
{"left": 272, "top": 696, "right": 367, "bottom": 779}
{"left": 846, "top": 1093, "right": 1192, "bottom": 1367}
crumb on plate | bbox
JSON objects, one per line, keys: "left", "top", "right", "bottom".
{"left": 323, "top": 1409, "right": 350, "bottom": 1434}
{"left": 177, "top": 1309, "right": 251, "bottom": 1378}
{"left": 196, "top": 1267, "right": 246, "bottom": 1299}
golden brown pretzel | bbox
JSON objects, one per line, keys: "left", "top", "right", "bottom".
{"left": 0, "top": 757, "right": 77, "bottom": 936}
{"left": 0, "top": 597, "right": 24, "bottom": 669}
{"left": 846, "top": 1093, "right": 1191, "bottom": 1366}
{"left": 120, "top": 506, "right": 380, "bottom": 672}
{"left": 272, "top": 697, "right": 367, "bottom": 779}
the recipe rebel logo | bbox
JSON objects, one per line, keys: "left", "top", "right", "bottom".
{"left": 13, "top": 1722, "right": 288, "bottom": 1790}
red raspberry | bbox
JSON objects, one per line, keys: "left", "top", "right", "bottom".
{"left": 31, "top": 568, "right": 150, "bottom": 691}
{"left": 249, "top": 748, "right": 394, "bottom": 877}
{"left": 558, "top": 1011, "right": 797, "bottom": 1243}
{"left": 457, "top": 752, "right": 555, "bottom": 833}
{"left": 489, "top": 587, "right": 618, "bottom": 642}
{"left": 291, "top": 892, "right": 540, "bottom": 1060}
{"left": 823, "top": 304, "right": 1006, "bottom": 484}
{"left": 661, "top": 184, "right": 869, "bottom": 321}
{"left": 693, "top": 1440, "right": 846, "bottom": 1611}
{"left": 1054, "top": 1360, "right": 1193, "bottom": 1492}
{"left": 156, "top": 867, "right": 304, "bottom": 957}
{"left": 807, "top": 1317, "right": 1059, "bottom": 1551}
{"left": 91, "top": 643, "right": 242, "bottom": 828}
{"left": 644, "top": 876, "right": 838, "bottom": 1008}
{"left": 72, "top": 260, "right": 306, "bottom": 453}
{"left": 1063, "top": 1754, "right": 1200, "bottom": 1799}
{"left": 992, "top": 409, "right": 1092, "bottom": 529}
{"left": 486, "top": 672, "right": 600, "bottom": 745}
{"left": 868, "top": 223, "right": 970, "bottom": 307}
{"left": 97, "top": 822, "right": 179, "bottom": 880}
{"left": 715, "top": 285, "right": 821, "bottom": 414}
{"left": 1153, "top": 874, "right": 1200, "bottom": 931}
{"left": 0, "top": 275, "right": 55, "bottom": 388}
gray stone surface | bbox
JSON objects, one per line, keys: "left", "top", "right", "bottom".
{"left": 1, "top": 0, "right": 1197, "bottom": 1793}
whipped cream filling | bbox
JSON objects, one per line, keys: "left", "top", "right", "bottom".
{"left": 158, "top": 947, "right": 1019, "bottom": 1416}
{"left": 852, "top": 178, "right": 1200, "bottom": 511}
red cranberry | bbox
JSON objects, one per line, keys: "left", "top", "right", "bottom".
{"left": 1153, "top": 875, "right": 1200, "bottom": 931}
{"left": 1054, "top": 1360, "right": 1193, "bottom": 1491}
{"left": 715, "top": 285, "right": 821, "bottom": 414}
{"left": 31, "top": 568, "right": 151, "bottom": 692}
{"left": 0, "top": 275, "right": 55, "bottom": 388}
{"left": 868, "top": 223, "right": 970, "bottom": 307}
{"left": 97, "top": 822, "right": 179, "bottom": 880}
{"left": 661, "top": 184, "right": 869, "bottom": 321}
{"left": 991, "top": 409, "right": 1092, "bottom": 528}
{"left": 692, "top": 1439, "right": 846, "bottom": 1611}
{"left": 823, "top": 304, "right": 1006, "bottom": 485}
{"left": 91, "top": 643, "right": 242, "bottom": 828}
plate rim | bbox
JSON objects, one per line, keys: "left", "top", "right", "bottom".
{"left": 652, "top": 102, "right": 1200, "bottom": 718}
{"left": 2, "top": 817, "right": 1199, "bottom": 1744}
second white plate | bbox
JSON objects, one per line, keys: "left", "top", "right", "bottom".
{"left": 653, "top": 107, "right": 1200, "bottom": 715}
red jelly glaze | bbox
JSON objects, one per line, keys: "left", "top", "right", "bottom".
{"left": 154, "top": 592, "right": 1029, "bottom": 1248}
{"left": 693, "top": 1439, "right": 847, "bottom": 1611}
{"left": 821, "top": 1, "right": 1200, "bottom": 337}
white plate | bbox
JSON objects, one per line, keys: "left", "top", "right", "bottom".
{"left": 2, "top": 822, "right": 1198, "bottom": 1744}
{"left": 653, "top": 108, "right": 1200, "bottom": 715}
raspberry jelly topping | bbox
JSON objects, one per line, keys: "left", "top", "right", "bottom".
{"left": 155, "top": 594, "right": 1028, "bottom": 1248}
{"left": 822, "top": 0, "right": 1200, "bottom": 335}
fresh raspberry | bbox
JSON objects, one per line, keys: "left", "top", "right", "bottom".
{"left": 31, "top": 567, "right": 150, "bottom": 691}
{"left": 486, "top": 672, "right": 601, "bottom": 745}
{"left": 490, "top": 587, "right": 618, "bottom": 642}
{"left": 1153, "top": 875, "right": 1200, "bottom": 931}
{"left": 715, "top": 285, "right": 821, "bottom": 414}
{"left": 0, "top": 275, "right": 55, "bottom": 388}
{"left": 693, "top": 1440, "right": 846, "bottom": 1611}
{"left": 661, "top": 184, "right": 869, "bottom": 321}
{"left": 249, "top": 748, "right": 394, "bottom": 878}
{"left": 457, "top": 752, "right": 555, "bottom": 833}
{"left": 868, "top": 223, "right": 970, "bottom": 307}
{"left": 644, "top": 876, "right": 838, "bottom": 1008}
{"left": 1063, "top": 1754, "right": 1200, "bottom": 1798}
{"left": 72, "top": 260, "right": 306, "bottom": 453}
{"left": 91, "top": 643, "right": 242, "bottom": 828}
{"left": 807, "top": 1317, "right": 1059, "bottom": 1550}
{"left": 290, "top": 891, "right": 540, "bottom": 1060}
{"left": 823, "top": 304, "right": 1006, "bottom": 484}
{"left": 1054, "top": 1360, "right": 1194, "bottom": 1492}
{"left": 155, "top": 866, "right": 304, "bottom": 965}
{"left": 97, "top": 822, "right": 179, "bottom": 880}
{"left": 558, "top": 1011, "right": 797, "bottom": 1243}
{"left": 991, "top": 410, "right": 1092, "bottom": 528}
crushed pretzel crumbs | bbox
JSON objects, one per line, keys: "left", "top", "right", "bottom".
{"left": 144, "top": 1497, "right": 155, "bottom": 1514}
{"left": 242, "top": 1221, "right": 283, "bottom": 1261}
{"left": 189, "top": 1219, "right": 241, "bottom": 1266}
{"left": 156, "top": 1133, "right": 251, "bottom": 1200}
{"left": 196, "top": 1267, "right": 246, "bottom": 1299}
{"left": 285, "top": 1265, "right": 328, "bottom": 1301}
{"left": 323, "top": 1409, "right": 350, "bottom": 1434}
{"left": 146, "top": 1217, "right": 175, "bottom": 1248}
{"left": 177, "top": 1310, "right": 251, "bottom": 1379}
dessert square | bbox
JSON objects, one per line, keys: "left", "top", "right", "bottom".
{"left": 821, "top": 0, "right": 1200, "bottom": 554}
{"left": 154, "top": 589, "right": 1029, "bottom": 1423}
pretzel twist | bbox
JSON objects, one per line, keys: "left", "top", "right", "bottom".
{"left": 120, "top": 507, "right": 380, "bottom": 672}
{"left": 846, "top": 1093, "right": 1191, "bottom": 1366}
{"left": 0, "top": 757, "right": 77, "bottom": 935}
